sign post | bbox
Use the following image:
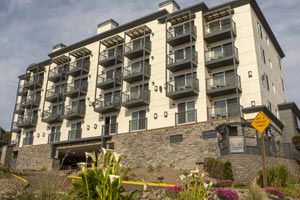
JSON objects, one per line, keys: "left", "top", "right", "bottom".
{"left": 251, "top": 112, "right": 271, "bottom": 188}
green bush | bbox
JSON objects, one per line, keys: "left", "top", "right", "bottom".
{"left": 257, "top": 165, "right": 290, "bottom": 187}
{"left": 203, "top": 157, "right": 233, "bottom": 181}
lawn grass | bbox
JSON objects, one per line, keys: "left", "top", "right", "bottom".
{"left": 279, "top": 184, "right": 300, "bottom": 199}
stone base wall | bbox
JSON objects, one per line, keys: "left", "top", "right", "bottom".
{"left": 219, "top": 154, "right": 300, "bottom": 183}
{"left": 15, "top": 144, "right": 55, "bottom": 170}
{"left": 111, "top": 118, "right": 243, "bottom": 170}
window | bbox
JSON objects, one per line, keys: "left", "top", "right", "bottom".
{"left": 104, "top": 90, "right": 121, "bottom": 106}
{"left": 174, "top": 45, "right": 195, "bottom": 62}
{"left": 210, "top": 43, "right": 233, "bottom": 60}
{"left": 69, "top": 122, "right": 82, "bottom": 140}
{"left": 177, "top": 101, "right": 196, "bottom": 124}
{"left": 281, "top": 78, "right": 285, "bottom": 91}
{"left": 130, "top": 110, "right": 146, "bottom": 131}
{"left": 260, "top": 46, "right": 266, "bottom": 64}
{"left": 266, "top": 36, "right": 270, "bottom": 46}
{"left": 212, "top": 70, "right": 235, "bottom": 88}
{"left": 23, "top": 131, "right": 33, "bottom": 146}
{"left": 278, "top": 57, "right": 282, "bottom": 70}
{"left": 269, "top": 59, "right": 272, "bottom": 68}
{"left": 272, "top": 83, "right": 276, "bottom": 93}
{"left": 267, "top": 101, "right": 272, "bottom": 111}
{"left": 213, "top": 98, "right": 239, "bottom": 118}
{"left": 130, "top": 84, "right": 148, "bottom": 101}
{"left": 170, "top": 134, "right": 183, "bottom": 143}
{"left": 174, "top": 72, "right": 196, "bottom": 91}
{"left": 104, "top": 116, "right": 117, "bottom": 135}
{"left": 49, "top": 125, "right": 61, "bottom": 143}
{"left": 257, "top": 21, "right": 263, "bottom": 39}
{"left": 294, "top": 115, "right": 300, "bottom": 130}
{"left": 262, "top": 73, "right": 269, "bottom": 91}
{"left": 202, "top": 130, "right": 217, "bottom": 139}
{"left": 265, "top": 74, "right": 269, "bottom": 91}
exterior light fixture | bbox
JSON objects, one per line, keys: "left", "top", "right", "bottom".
{"left": 87, "top": 125, "right": 90, "bottom": 130}
{"left": 94, "top": 124, "right": 97, "bottom": 129}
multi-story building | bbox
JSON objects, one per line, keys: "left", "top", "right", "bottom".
{"left": 8, "top": 0, "right": 300, "bottom": 179}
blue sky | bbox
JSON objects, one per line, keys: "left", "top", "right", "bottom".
{"left": 0, "top": 0, "right": 299, "bottom": 130}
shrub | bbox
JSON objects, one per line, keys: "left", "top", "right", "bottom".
{"left": 257, "top": 165, "right": 290, "bottom": 187}
{"left": 215, "top": 188, "right": 239, "bottom": 200}
{"left": 244, "top": 183, "right": 268, "bottom": 200}
{"left": 213, "top": 180, "right": 233, "bottom": 188}
{"left": 264, "top": 188, "right": 285, "bottom": 199}
{"left": 292, "top": 135, "right": 300, "bottom": 150}
{"left": 203, "top": 157, "right": 233, "bottom": 181}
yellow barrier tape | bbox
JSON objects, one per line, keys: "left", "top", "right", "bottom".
{"left": 67, "top": 176, "right": 175, "bottom": 187}
{"left": 12, "top": 174, "right": 28, "bottom": 183}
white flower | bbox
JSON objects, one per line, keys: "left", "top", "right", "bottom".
{"left": 201, "top": 172, "right": 205, "bottom": 179}
{"left": 180, "top": 175, "right": 186, "bottom": 180}
{"left": 85, "top": 152, "right": 96, "bottom": 162}
{"left": 204, "top": 182, "right": 209, "bottom": 189}
{"left": 113, "top": 152, "right": 121, "bottom": 162}
{"left": 101, "top": 148, "right": 107, "bottom": 155}
{"left": 187, "top": 173, "right": 193, "bottom": 178}
{"left": 109, "top": 175, "right": 120, "bottom": 183}
{"left": 191, "top": 169, "right": 199, "bottom": 175}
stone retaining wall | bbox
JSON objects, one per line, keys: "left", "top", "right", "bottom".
{"left": 219, "top": 154, "right": 300, "bottom": 183}
{"left": 15, "top": 144, "right": 54, "bottom": 170}
{"left": 111, "top": 118, "right": 243, "bottom": 170}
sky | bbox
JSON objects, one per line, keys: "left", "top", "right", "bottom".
{"left": 0, "top": 0, "right": 299, "bottom": 130}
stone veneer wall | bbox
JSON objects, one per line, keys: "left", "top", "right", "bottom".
{"left": 111, "top": 118, "right": 244, "bottom": 170}
{"left": 15, "top": 144, "right": 54, "bottom": 170}
{"left": 219, "top": 154, "right": 300, "bottom": 183}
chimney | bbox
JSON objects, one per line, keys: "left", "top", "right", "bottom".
{"left": 97, "top": 19, "right": 119, "bottom": 34}
{"left": 159, "top": 0, "right": 180, "bottom": 13}
{"left": 52, "top": 43, "right": 66, "bottom": 52}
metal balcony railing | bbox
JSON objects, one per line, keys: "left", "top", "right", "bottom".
{"left": 123, "top": 61, "right": 150, "bottom": 82}
{"left": 67, "top": 59, "right": 90, "bottom": 75}
{"left": 208, "top": 103, "right": 243, "bottom": 120}
{"left": 49, "top": 64, "right": 68, "bottom": 81}
{"left": 205, "top": 45, "right": 238, "bottom": 63}
{"left": 167, "top": 50, "right": 198, "bottom": 66}
{"left": 122, "top": 90, "right": 150, "bottom": 104}
{"left": 206, "top": 75, "right": 241, "bottom": 90}
{"left": 204, "top": 18, "right": 236, "bottom": 35}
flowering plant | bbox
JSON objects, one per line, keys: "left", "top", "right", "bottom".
{"left": 264, "top": 188, "right": 285, "bottom": 198}
{"left": 164, "top": 167, "right": 213, "bottom": 200}
{"left": 70, "top": 148, "right": 136, "bottom": 200}
{"left": 215, "top": 188, "right": 239, "bottom": 200}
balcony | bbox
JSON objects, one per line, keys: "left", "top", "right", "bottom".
{"left": 24, "top": 76, "right": 43, "bottom": 90}
{"left": 48, "top": 65, "right": 67, "bottom": 82}
{"left": 206, "top": 75, "right": 242, "bottom": 97}
{"left": 42, "top": 109, "right": 63, "bottom": 124}
{"left": 18, "top": 116, "right": 38, "bottom": 128}
{"left": 66, "top": 60, "right": 89, "bottom": 77}
{"left": 176, "top": 109, "right": 197, "bottom": 125}
{"left": 124, "top": 38, "right": 151, "bottom": 59}
{"left": 205, "top": 45, "right": 239, "bottom": 69}
{"left": 166, "top": 51, "right": 198, "bottom": 72}
{"left": 21, "top": 96, "right": 41, "bottom": 109}
{"left": 96, "top": 72, "right": 122, "bottom": 90}
{"left": 122, "top": 90, "right": 150, "bottom": 108}
{"left": 45, "top": 88, "right": 63, "bottom": 103}
{"left": 23, "top": 136, "right": 33, "bottom": 146}
{"left": 129, "top": 118, "right": 147, "bottom": 132}
{"left": 167, "top": 25, "right": 197, "bottom": 46}
{"left": 208, "top": 103, "right": 243, "bottom": 120}
{"left": 64, "top": 84, "right": 87, "bottom": 98}
{"left": 62, "top": 105, "right": 85, "bottom": 120}
{"left": 48, "top": 132, "right": 61, "bottom": 143}
{"left": 102, "top": 123, "right": 118, "bottom": 136}
{"left": 17, "top": 86, "right": 27, "bottom": 96}
{"left": 99, "top": 49, "right": 123, "bottom": 67}
{"left": 14, "top": 103, "right": 25, "bottom": 114}
{"left": 94, "top": 97, "right": 121, "bottom": 114}
{"left": 166, "top": 78, "right": 199, "bottom": 100}
{"left": 204, "top": 18, "right": 236, "bottom": 43}
{"left": 68, "top": 129, "right": 82, "bottom": 141}
{"left": 11, "top": 122, "right": 21, "bottom": 133}
{"left": 122, "top": 62, "right": 151, "bottom": 83}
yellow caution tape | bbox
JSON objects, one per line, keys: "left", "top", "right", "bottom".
{"left": 67, "top": 175, "right": 175, "bottom": 187}
{"left": 12, "top": 174, "right": 28, "bottom": 183}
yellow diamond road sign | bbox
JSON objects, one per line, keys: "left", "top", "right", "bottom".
{"left": 251, "top": 112, "right": 271, "bottom": 134}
